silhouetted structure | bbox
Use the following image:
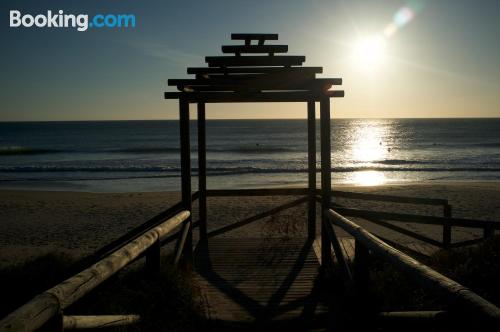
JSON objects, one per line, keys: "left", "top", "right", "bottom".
{"left": 165, "top": 33, "right": 344, "bottom": 264}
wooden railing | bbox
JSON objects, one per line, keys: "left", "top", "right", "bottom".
{"left": 208, "top": 187, "right": 497, "bottom": 249}
{"left": 0, "top": 210, "right": 190, "bottom": 332}
{"left": 323, "top": 209, "right": 500, "bottom": 328}
{"left": 335, "top": 206, "right": 499, "bottom": 248}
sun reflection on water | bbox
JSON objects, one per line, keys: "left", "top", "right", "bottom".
{"left": 351, "top": 122, "right": 389, "bottom": 162}
{"left": 348, "top": 121, "right": 391, "bottom": 186}
{"left": 351, "top": 170, "right": 387, "bottom": 186}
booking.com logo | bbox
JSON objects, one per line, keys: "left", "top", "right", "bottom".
{"left": 9, "top": 10, "right": 136, "bottom": 32}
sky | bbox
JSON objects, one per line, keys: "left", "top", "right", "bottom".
{"left": 1, "top": 0, "right": 499, "bottom": 121}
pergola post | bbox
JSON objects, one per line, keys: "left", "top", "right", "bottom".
{"left": 307, "top": 100, "right": 316, "bottom": 241}
{"left": 320, "top": 97, "right": 333, "bottom": 270}
{"left": 179, "top": 98, "right": 193, "bottom": 263}
{"left": 197, "top": 102, "right": 207, "bottom": 242}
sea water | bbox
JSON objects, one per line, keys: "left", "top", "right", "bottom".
{"left": 0, "top": 118, "right": 499, "bottom": 192}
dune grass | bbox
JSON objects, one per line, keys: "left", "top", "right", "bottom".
{"left": 0, "top": 252, "right": 204, "bottom": 331}
{"left": 321, "top": 235, "right": 500, "bottom": 326}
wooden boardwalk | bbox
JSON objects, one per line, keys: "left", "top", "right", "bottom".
{"left": 193, "top": 237, "right": 328, "bottom": 330}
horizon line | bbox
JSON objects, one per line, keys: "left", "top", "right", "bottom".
{"left": 1, "top": 116, "right": 500, "bottom": 123}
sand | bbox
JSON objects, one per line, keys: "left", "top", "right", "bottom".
{"left": 0, "top": 182, "right": 499, "bottom": 266}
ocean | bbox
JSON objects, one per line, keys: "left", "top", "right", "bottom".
{"left": 0, "top": 119, "right": 499, "bottom": 192}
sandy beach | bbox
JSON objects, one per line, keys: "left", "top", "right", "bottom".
{"left": 0, "top": 181, "right": 499, "bottom": 267}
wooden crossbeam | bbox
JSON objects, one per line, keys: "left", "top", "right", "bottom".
{"left": 164, "top": 90, "right": 344, "bottom": 102}
{"left": 195, "top": 72, "right": 315, "bottom": 80}
{"left": 187, "top": 66, "right": 322, "bottom": 75}
{"left": 169, "top": 78, "right": 342, "bottom": 93}
{"left": 221, "top": 45, "right": 288, "bottom": 54}
{"left": 63, "top": 315, "right": 140, "bottom": 329}
{"left": 168, "top": 77, "right": 341, "bottom": 87}
{"left": 231, "top": 33, "right": 278, "bottom": 40}
{"left": 205, "top": 55, "right": 305, "bottom": 67}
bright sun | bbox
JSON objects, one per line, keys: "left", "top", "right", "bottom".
{"left": 353, "top": 35, "right": 386, "bottom": 69}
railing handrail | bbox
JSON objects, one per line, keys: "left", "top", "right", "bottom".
{"left": 325, "top": 209, "right": 500, "bottom": 326}
{"left": 331, "top": 189, "right": 448, "bottom": 206}
{"left": 82, "top": 192, "right": 199, "bottom": 267}
{"left": 206, "top": 187, "right": 449, "bottom": 207}
{"left": 334, "top": 206, "right": 500, "bottom": 230}
{"left": 0, "top": 210, "right": 190, "bottom": 332}
{"left": 207, "top": 188, "right": 309, "bottom": 197}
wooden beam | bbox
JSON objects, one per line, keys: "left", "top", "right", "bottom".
{"left": 323, "top": 217, "right": 351, "bottom": 279}
{"left": 354, "top": 239, "right": 370, "bottom": 290}
{"left": 164, "top": 90, "right": 344, "bottom": 103}
{"left": 173, "top": 220, "right": 191, "bottom": 266}
{"left": 222, "top": 45, "right": 288, "bottom": 54}
{"left": 179, "top": 98, "right": 192, "bottom": 263}
{"left": 320, "top": 97, "right": 332, "bottom": 270}
{"left": 80, "top": 201, "right": 185, "bottom": 267}
{"left": 169, "top": 78, "right": 342, "bottom": 93}
{"left": 358, "top": 215, "right": 444, "bottom": 247}
{"left": 205, "top": 55, "right": 305, "bottom": 67}
{"left": 331, "top": 190, "right": 448, "bottom": 206}
{"left": 145, "top": 239, "right": 161, "bottom": 276}
{"left": 334, "top": 207, "right": 500, "bottom": 229}
{"left": 63, "top": 315, "right": 140, "bottom": 329}
{"left": 231, "top": 33, "right": 278, "bottom": 40}
{"left": 307, "top": 101, "right": 316, "bottom": 240}
{"left": 443, "top": 204, "right": 452, "bottom": 248}
{"left": 325, "top": 209, "right": 500, "bottom": 326}
{"left": 168, "top": 77, "right": 341, "bottom": 87}
{"left": 187, "top": 66, "right": 323, "bottom": 75}
{"left": 197, "top": 102, "right": 207, "bottom": 241}
{"left": 207, "top": 188, "right": 309, "bottom": 196}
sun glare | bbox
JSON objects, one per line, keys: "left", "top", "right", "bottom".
{"left": 352, "top": 171, "right": 387, "bottom": 186}
{"left": 353, "top": 35, "right": 386, "bottom": 69}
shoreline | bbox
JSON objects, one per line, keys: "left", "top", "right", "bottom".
{"left": 1, "top": 179, "right": 499, "bottom": 194}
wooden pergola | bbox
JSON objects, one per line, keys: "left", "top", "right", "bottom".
{"left": 165, "top": 33, "right": 344, "bottom": 264}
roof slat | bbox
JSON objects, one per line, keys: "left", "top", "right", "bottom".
{"left": 187, "top": 66, "right": 322, "bottom": 75}
{"left": 206, "top": 55, "right": 305, "bottom": 67}
{"left": 168, "top": 78, "right": 342, "bottom": 92}
{"left": 231, "top": 33, "right": 278, "bottom": 41}
{"left": 221, "top": 45, "right": 288, "bottom": 54}
{"left": 164, "top": 90, "right": 344, "bottom": 102}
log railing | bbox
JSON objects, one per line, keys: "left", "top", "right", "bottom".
{"left": 334, "top": 206, "right": 499, "bottom": 248}
{"left": 0, "top": 210, "right": 190, "bottom": 332}
{"left": 324, "top": 209, "right": 500, "bottom": 328}
{"left": 208, "top": 187, "right": 496, "bottom": 248}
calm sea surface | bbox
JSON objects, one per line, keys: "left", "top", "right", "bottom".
{"left": 0, "top": 119, "right": 499, "bottom": 192}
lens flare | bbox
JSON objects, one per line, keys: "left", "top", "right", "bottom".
{"left": 383, "top": 1, "right": 426, "bottom": 38}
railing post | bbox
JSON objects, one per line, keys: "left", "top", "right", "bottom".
{"left": 320, "top": 97, "right": 332, "bottom": 270}
{"left": 40, "top": 310, "right": 64, "bottom": 332}
{"left": 484, "top": 227, "right": 494, "bottom": 239}
{"left": 179, "top": 98, "right": 193, "bottom": 264}
{"left": 146, "top": 239, "right": 161, "bottom": 276}
{"left": 443, "top": 203, "right": 452, "bottom": 248}
{"left": 198, "top": 102, "right": 207, "bottom": 242}
{"left": 307, "top": 100, "right": 316, "bottom": 241}
{"left": 354, "top": 239, "right": 370, "bottom": 289}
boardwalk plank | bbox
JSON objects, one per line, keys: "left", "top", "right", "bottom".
{"left": 193, "top": 238, "right": 328, "bottom": 329}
